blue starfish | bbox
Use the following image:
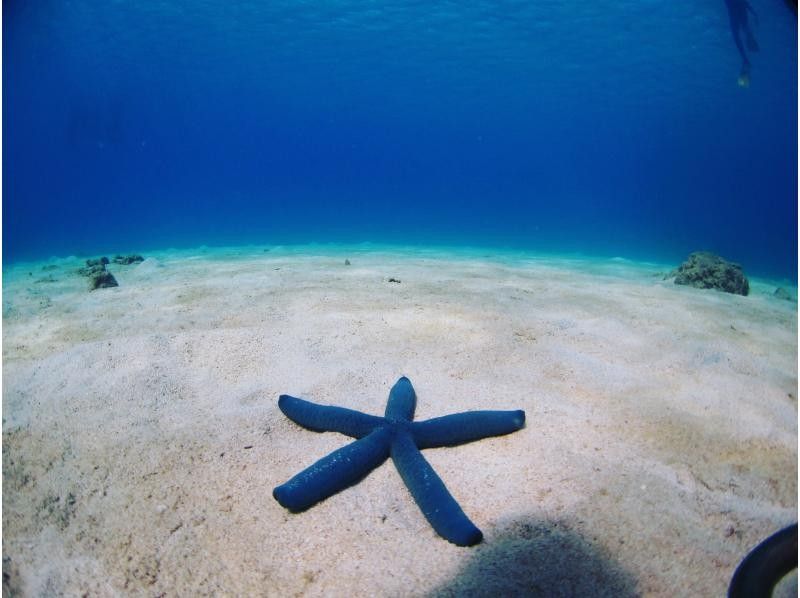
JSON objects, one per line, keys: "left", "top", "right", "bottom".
{"left": 273, "top": 376, "right": 526, "bottom": 546}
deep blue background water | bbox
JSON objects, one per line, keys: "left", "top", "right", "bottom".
{"left": 4, "top": 1, "right": 798, "bottom": 278}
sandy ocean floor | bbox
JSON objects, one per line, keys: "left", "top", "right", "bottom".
{"left": 2, "top": 245, "right": 797, "bottom": 596}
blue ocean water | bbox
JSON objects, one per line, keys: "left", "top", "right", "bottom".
{"left": 4, "top": 1, "right": 798, "bottom": 279}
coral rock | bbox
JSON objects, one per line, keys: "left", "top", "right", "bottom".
{"left": 85, "top": 257, "right": 109, "bottom": 267}
{"left": 671, "top": 252, "right": 749, "bottom": 296}
{"left": 112, "top": 254, "right": 145, "bottom": 265}
{"left": 89, "top": 271, "right": 118, "bottom": 290}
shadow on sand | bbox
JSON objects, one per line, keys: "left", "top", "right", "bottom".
{"left": 429, "top": 516, "right": 638, "bottom": 597}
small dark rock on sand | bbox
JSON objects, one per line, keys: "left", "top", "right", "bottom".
{"left": 112, "top": 254, "right": 145, "bottom": 265}
{"left": 78, "top": 256, "right": 121, "bottom": 290}
{"left": 77, "top": 263, "right": 107, "bottom": 277}
{"left": 89, "top": 271, "right": 118, "bottom": 290}
{"left": 86, "top": 257, "right": 110, "bottom": 267}
{"left": 669, "top": 252, "right": 749, "bottom": 296}
{"left": 388, "top": 277, "right": 401, "bottom": 283}
{"left": 774, "top": 287, "right": 793, "bottom": 301}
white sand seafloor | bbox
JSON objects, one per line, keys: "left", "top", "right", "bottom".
{"left": 2, "top": 245, "right": 797, "bottom": 596}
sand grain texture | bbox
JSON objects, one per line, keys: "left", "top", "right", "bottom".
{"left": 3, "top": 247, "right": 797, "bottom": 596}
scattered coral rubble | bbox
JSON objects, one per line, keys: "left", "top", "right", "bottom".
{"left": 76, "top": 254, "right": 144, "bottom": 290}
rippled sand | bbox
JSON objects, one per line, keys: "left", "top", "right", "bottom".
{"left": 3, "top": 245, "right": 796, "bottom": 596}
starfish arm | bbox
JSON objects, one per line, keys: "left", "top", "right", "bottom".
{"left": 278, "top": 394, "right": 385, "bottom": 438}
{"left": 273, "top": 426, "right": 392, "bottom": 512}
{"left": 384, "top": 376, "right": 417, "bottom": 421}
{"left": 411, "top": 410, "right": 526, "bottom": 449}
{"left": 390, "top": 430, "right": 483, "bottom": 546}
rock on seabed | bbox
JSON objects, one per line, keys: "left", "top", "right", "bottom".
{"left": 669, "top": 251, "right": 750, "bottom": 296}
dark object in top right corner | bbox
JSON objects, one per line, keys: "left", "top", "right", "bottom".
{"left": 669, "top": 251, "right": 749, "bottom": 296}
